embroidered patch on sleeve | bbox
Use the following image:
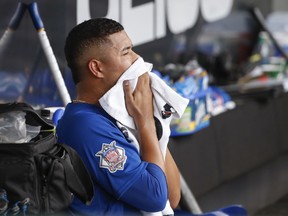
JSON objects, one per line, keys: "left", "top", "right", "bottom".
{"left": 95, "top": 140, "right": 127, "bottom": 173}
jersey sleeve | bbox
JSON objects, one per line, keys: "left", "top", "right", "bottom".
{"left": 120, "top": 163, "right": 168, "bottom": 212}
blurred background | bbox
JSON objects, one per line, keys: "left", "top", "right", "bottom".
{"left": 1, "top": 0, "right": 288, "bottom": 215}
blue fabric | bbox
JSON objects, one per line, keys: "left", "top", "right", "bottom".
{"left": 56, "top": 103, "right": 168, "bottom": 216}
{"left": 174, "top": 204, "right": 247, "bottom": 216}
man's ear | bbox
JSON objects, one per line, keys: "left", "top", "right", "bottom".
{"left": 88, "top": 59, "right": 104, "bottom": 78}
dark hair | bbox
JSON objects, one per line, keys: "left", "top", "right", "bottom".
{"left": 64, "top": 18, "right": 124, "bottom": 84}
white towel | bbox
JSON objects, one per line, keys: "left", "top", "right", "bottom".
{"left": 99, "top": 57, "right": 189, "bottom": 215}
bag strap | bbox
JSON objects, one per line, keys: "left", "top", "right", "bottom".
{"left": 59, "top": 144, "right": 94, "bottom": 205}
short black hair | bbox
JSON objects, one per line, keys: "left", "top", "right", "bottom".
{"left": 64, "top": 18, "right": 124, "bottom": 84}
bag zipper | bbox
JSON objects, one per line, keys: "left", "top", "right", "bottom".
{"left": 34, "top": 161, "right": 42, "bottom": 214}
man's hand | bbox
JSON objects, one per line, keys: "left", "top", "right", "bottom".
{"left": 123, "top": 73, "right": 165, "bottom": 170}
{"left": 123, "top": 73, "right": 154, "bottom": 129}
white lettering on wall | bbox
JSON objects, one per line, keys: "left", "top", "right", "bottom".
{"left": 155, "top": 0, "right": 166, "bottom": 39}
{"left": 76, "top": 0, "right": 234, "bottom": 46}
{"left": 201, "top": 0, "right": 234, "bottom": 22}
{"left": 76, "top": 0, "right": 90, "bottom": 24}
{"left": 122, "top": 0, "right": 154, "bottom": 45}
{"left": 105, "top": 0, "right": 119, "bottom": 21}
{"left": 166, "top": 0, "right": 199, "bottom": 35}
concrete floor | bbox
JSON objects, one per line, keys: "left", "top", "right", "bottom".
{"left": 253, "top": 194, "right": 288, "bottom": 216}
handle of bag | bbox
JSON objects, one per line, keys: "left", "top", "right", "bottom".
{"left": 59, "top": 144, "right": 94, "bottom": 205}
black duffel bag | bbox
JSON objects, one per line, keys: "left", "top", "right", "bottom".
{"left": 0, "top": 102, "right": 93, "bottom": 215}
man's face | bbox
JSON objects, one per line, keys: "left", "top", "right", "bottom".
{"left": 100, "top": 30, "right": 139, "bottom": 88}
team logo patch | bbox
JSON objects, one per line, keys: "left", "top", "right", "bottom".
{"left": 96, "top": 140, "right": 127, "bottom": 173}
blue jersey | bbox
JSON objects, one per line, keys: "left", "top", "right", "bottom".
{"left": 56, "top": 103, "right": 168, "bottom": 216}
